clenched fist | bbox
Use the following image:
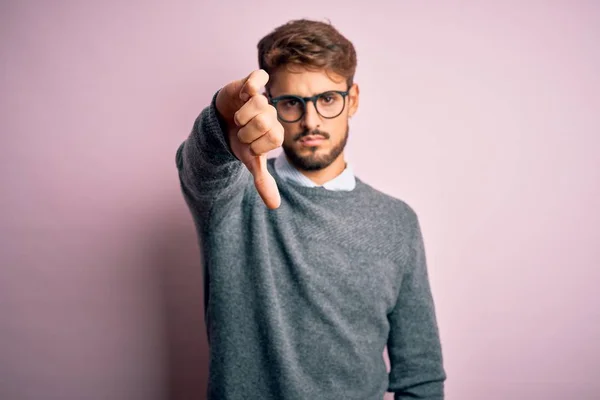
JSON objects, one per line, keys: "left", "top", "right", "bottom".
{"left": 216, "top": 70, "right": 284, "bottom": 209}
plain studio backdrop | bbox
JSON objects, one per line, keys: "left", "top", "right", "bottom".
{"left": 1, "top": 1, "right": 599, "bottom": 399}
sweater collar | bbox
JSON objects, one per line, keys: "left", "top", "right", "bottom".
{"left": 273, "top": 151, "right": 356, "bottom": 191}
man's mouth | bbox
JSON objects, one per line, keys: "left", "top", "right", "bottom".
{"left": 299, "top": 135, "right": 326, "bottom": 146}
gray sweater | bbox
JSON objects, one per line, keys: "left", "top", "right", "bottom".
{"left": 176, "top": 93, "right": 446, "bottom": 400}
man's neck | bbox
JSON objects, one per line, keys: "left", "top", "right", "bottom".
{"left": 290, "top": 154, "right": 347, "bottom": 186}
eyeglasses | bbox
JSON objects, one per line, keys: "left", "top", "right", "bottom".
{"left": 268, "top": 89, "right": 350, "bottom": 123}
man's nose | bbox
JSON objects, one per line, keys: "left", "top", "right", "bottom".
{"left": 301, "top": 101, "right": 321, "bottom": 130}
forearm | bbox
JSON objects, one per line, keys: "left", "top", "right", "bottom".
{"left": 393, "top": 380, "right": 444, "bottom": 400}
{"left": 389, "top": 313, "right": 446, "bottom": 400}
{"left": 388, "top": 295, "right": 445, "bottom": 400}
{"left": 388, "top": 209, "right": 446, "bottom": 399}
{"left": 176, "top": 90, "right": 249, "bottom": 209}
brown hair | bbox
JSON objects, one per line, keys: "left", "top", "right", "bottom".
{"left": 257, "top": 19, "right": 357, "bottom": 88}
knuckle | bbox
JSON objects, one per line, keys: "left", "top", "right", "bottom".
{"left": 253, "top": 113, "right": 269, "bottom": 132}
{"left": 268, "top": 104, "right": 278, "bottom": 116}
{"left": 266, "top": 130, "right": 282, "bottom": 147}
{"left": 236, "top": 127, "right": 249, "bottom": 143}
{"left": 266, "top": 131, "right": 278, "bottom": 146}
{"left": 275, "top": 129, "right": 284, "bottom": 146}
{"left": 249, "top": 141, "right": 263, "bottom": 156}
{"left": 272, "top": 121, "right": 284, "bottom": 141}
{"left": 254, "top": 94, "right": 268, "bottom": 107}
{"left": 246, "top": 82, "right": 258, "bottom": 95}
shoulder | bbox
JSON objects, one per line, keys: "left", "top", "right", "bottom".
{"left": 355, "top": 177, "right": 420, "bottom": 226}
{"left": 354, "top": 178, "right": 424, "bottom": 264}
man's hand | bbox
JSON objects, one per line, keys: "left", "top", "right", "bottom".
{"left": 216, "top": 69, "right": 283, "bottom": 209}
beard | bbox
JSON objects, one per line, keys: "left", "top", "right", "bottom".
{"left": 282, "top": 124, "right": 349, "bottom": 171}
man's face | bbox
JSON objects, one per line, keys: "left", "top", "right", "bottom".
{"left": 267, "top": 67, "right": 359, "bottom": 171}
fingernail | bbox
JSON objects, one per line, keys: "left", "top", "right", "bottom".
{"left": 240, "top": 92, "right": 250, "bottom": 102}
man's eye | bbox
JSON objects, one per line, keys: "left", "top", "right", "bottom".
{"left": 281, "top": 99, "right": 299, "bottom": 108}
{"left": 319, "top": 93, "right": 340, "bottom": 104}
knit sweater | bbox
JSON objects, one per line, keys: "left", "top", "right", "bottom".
{"left": 175, "top": 93, "right": 446, "bottom": 400}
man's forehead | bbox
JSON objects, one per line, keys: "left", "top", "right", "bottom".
{"left": 269, "top": 67, "right": 346, "bottom": 96}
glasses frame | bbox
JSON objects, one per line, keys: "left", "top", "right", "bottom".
{"left": 267, "top": 89, "right": 350, "bottom": 123}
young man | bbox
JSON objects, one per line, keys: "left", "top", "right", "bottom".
{"left": 176, "top": 19, "right": 446, "bottom": 400}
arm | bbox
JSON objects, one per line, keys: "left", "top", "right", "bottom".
{"left": 175, "top": 91, "right": 250, "bottom": 218}
{"left": 387, "top": 211, "right": 446, "bottom": 399}
{"left": 176, "top": 70, "right": 283, "bottom": 214}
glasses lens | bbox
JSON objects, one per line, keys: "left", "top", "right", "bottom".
{"left": 316, "top": 92, "right": 345, "bottom": 118}
{"left": 275, "top": 97, "right": 303, "bottom": 122}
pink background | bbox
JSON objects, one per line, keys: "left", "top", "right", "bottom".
{"left": 1, "top": 1, "right": 599, "bottom": 399}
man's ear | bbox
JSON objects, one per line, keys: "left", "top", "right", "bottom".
{"left": 348, "top": 83, "right": 360, "bottom": 117}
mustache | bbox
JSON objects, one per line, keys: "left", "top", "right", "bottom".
{"left": 293, "top": 129, "right": 330, "bottom": 141}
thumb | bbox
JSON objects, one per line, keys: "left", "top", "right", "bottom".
{"left": 248, "top": 155, "right": 281, "bottom": 209}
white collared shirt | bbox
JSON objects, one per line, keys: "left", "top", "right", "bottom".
{"left": 273, "top": 151, "right": 356, "bottom": 191}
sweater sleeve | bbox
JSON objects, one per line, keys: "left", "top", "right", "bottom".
{"left": 387, "top": 210, "right": 446, "bottom": 400}
{"left": 175, "top": 90, "right": 251, "bottom": 219}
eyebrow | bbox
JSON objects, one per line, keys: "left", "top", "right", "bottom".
{"left": 270, "top": 89, "right": 341, "bottom": 98}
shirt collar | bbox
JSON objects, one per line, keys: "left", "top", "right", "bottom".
{"left": 273, "top": 151, "right": 356, "bottom": 191}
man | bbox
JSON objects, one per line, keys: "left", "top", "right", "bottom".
{"left": 176, "top": 19, "right": 446, "bottom": 400}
